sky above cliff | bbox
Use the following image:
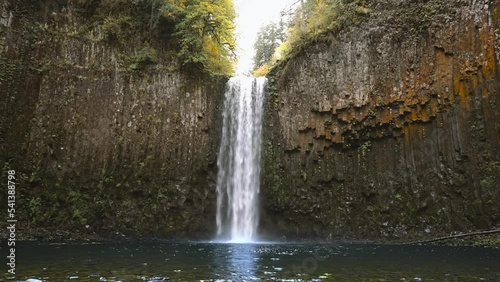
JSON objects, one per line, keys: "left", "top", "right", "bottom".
{"left": 233, "top": 0, "right": 297, "bottom": 74}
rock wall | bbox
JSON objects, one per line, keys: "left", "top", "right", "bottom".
{"left": 0, "top": 1, "right": 225, "bottom": 238}
{"left": 262, "top": 0, "right": 500, "bottom": 240}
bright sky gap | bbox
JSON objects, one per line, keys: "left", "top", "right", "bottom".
{"left": 233, "top": 0, "right": 297, "bottom": 74}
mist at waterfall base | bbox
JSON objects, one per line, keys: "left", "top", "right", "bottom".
{"left": 215, "top": 76, "right": 266, "bottom": 243}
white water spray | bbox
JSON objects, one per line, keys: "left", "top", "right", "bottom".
{"left": 216, "top": 76, "right": 266, "bottom": 243}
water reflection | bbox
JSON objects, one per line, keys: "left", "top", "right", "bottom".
{"left": 212, "top": 243, "right": 258, "bottom": 280}
{"left": 4, "top": 241, "right": 500, "bottom": 281}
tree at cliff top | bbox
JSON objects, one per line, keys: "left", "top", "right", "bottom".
{"left": 253, "top": 21, "right": 286, "bottom": 76}
{"left": 253, "top": 0, "right": 368, "bottom": 76}
{"left": 165, "top": 0, "right": 237, "bottom": 76}
{"left": 77, "top": 0, "right": 236, "bottom": 76}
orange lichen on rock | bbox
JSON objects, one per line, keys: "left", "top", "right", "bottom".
{"left": 278, "top": 6, "right": 500, "bottom": 152}
{"left": 454, "top": 68, "right": 471, "bottom": 110}
{"left": 482, "top": 88, "right": 489, "bottom": 98}
{"left": 481, "top": 37, "right": 496, "bottom": 80}
{"left": 479, "top": 8, "right": 498, "bottom": 80}
{"left": 429, "top": 99, "right": 438, "bottom": 117}
{"left": 419, "top": 105, "right": 430, "bottom": 122}
{"left": 403, "top": 126, "right": 410, "bottom": 143}
{"left": 332, "top": 133, "right": 342, "bottom": 144}
{"left": 379, "top": 108, "right": 392, "bottom": 124}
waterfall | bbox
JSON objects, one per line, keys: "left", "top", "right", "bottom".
{"left": 216, "top": 76, "right": 266, "bottom": 243}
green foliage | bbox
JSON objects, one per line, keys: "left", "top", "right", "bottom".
{"left": 172, "top": 0, "right": 236, "bottom": 75}
{"left": 472, "top": 234, "right": 500, "bottom": 247}
{"left": 77, "top": 0, "right": 167, "bottom": 37}
{"left": 76, "top": 0, "right": 236, "bottom": 76}
{"left": 28, "top": 197, "right": 43, "bottom": 224}
{"left": 253, "top": 63, "right": 270, "bottom": 77}
{"left": 480, "top": 161, "right": 500, "bottom": 189}
{"left": 284, "top": 0, "right": 368, "bottom": 54}
{"left": 255, "top": 0, "right": 368, "bottom": 72}
{"left": 127, "top": 46, "right": 159, "bottom": 72}
{"left": 253, "top": 21, "right": 286, "bottom": 70}
{"left": 100, "top": 16, "right": 134, "bottom": 42}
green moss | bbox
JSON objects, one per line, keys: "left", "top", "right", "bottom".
{"left": 390, "top": 0, "right": 454, "bottom": 34}
{"left": 0, "top": 61, "right": 18, "bottom": 82}
{"left": 28, "top": 197, "right": 43, "bottom": 224}
{"left": 265, "top": 70, "right": 281, "bottom": 110}
{"left": 126, "top": 46, "right": 158, "bottom": 73}
{"left": 480, "top": 161, "right": 500, "bottom": 189}
{"left": 301, "top": 170, "right": 308, "bottom": 181}
{"left": 432, "top": 233, "right": 500, "bottom": 248}
{"left": 472, "top": 234, "right": 500, "bottom": 248}
{"left": 100, "top": 15, "right": 134, "bottom": 42}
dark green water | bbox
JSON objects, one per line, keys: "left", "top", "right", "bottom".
{"left": 2, "top": 241, "right": 500, "bottom": 281}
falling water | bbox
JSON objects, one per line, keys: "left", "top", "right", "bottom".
{"left": 216, "top": 76, "right": 266, "bottom": 243}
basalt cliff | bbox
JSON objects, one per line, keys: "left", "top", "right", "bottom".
{"left": 1, "top": 0, "right": 225, "bottom": 239}
{"left": 261, "top": 0, "right": 500, "bottom": 241}
{"left": 1, "top": 0, "right": 499, "bottom": 241}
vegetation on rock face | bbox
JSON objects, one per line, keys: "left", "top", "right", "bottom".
{"left": 76, "top": 0, "right": 236, "bottom": 75}
{"left": 168, "top": 0, "right": 236, "bottom": 76}
{"left": 0, "top": 0, "right": 229, "bottom": 239}
{"left": 253, "top": 0, "right": 368, "bottom": 76}
{"left": 260, "top": 0, "right": 500, "bottom": 240}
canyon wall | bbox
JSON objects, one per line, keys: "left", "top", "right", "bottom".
{"left": 0, "top": 0, "right": 225, "bottom": 238}
{"left": 262, "top": 0, "right": 500, "bottom": 240}
{"left": 2, "top": 0, "right": 499, "bottom": 242}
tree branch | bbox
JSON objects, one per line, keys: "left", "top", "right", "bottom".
{"left": 402, "top": 229, "right": 500, "bottom": 245}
